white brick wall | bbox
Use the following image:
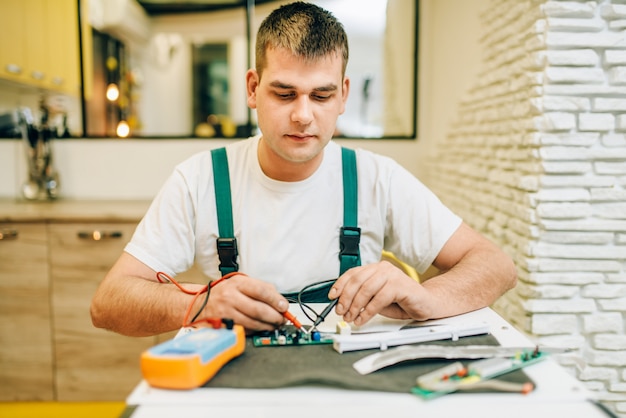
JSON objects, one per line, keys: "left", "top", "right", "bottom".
{"left": 428, "top": 0, "right": 626, "bottom": 415}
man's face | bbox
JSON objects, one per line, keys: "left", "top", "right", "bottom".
{"left": 246, "top": 47, "right": 349, "bottom": 181}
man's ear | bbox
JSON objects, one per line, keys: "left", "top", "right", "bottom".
{"left": 246, "top": 69, "right": 259, "bottom": 109}
{"left": 340, "top": 76, "right": 350, "bottom": 114}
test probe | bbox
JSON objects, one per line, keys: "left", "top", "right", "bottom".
{"left": 252, "top": 302, "right": 338, "bottom": 347}
{"left": 310, "top": 298, "right": 339, "bottom": 331}
{"left": 282, "top": 310, "right": 308, "bottom": 334}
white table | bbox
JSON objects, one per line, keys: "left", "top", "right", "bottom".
{"left": 124, "top": 307, "right": 611, "bottom": 418}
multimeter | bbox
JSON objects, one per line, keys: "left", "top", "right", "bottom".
{"left": 140, "top": 324, "right": 245, "bottom": 389}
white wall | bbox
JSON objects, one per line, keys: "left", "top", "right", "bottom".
{"left": 421, "top": 0, "right": 489, "bottom": 184}
{"left": 427, "top": 1, "right": 626, "bottom": 415}
{"left": 0, "top": 137, "right": 429, "bottom": 200}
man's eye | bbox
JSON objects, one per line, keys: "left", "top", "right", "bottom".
{"left": 313, "top": 95, "right": 331, "bottom": 101}
{"left": 276, "top": 92, "right": 294, "bottom": 99}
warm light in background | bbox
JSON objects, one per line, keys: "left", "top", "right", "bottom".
{"left": 106, "top": 83, "right": 120, "bottom": 101}
{"left": 116, "top": 120, "right": 130, "bottom": 137}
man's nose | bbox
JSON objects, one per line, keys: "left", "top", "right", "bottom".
{"left": 291, "top": 96, "right": 314, "bottom": 124}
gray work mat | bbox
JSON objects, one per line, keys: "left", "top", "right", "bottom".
{"left": 203, "top": 333, "right": 533, "bottom": 393}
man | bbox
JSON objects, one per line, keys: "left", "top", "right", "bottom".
{"left": 90, "top": 2, "right": 517, "bottom": 337}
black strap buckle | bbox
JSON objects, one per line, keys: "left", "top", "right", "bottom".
{"left": 216, "top": 237, "right": 239, "bottom": 275}
{"left": 339, "top": 226, "right": 361, "bottom": 257}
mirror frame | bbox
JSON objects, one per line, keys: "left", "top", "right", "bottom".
{"left": 78, "top": 0, "right": 418, "bottom": 140}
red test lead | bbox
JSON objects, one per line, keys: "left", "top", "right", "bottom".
{"left": 283, "top": 311, "right": 308, "bottom": 334}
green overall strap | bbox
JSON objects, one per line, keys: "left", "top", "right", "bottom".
{"left": 211, "top": 146, "right": 360, "bottom": 278}
{"left": 339, "top": 147, "right": 361, "bottom": 275}
{"left": 211, "top": 148, "right": 239, "bottom": 276}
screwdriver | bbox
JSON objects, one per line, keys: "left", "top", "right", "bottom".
{"left": 282, "top": 310, "right": 309, "bottom": 334}
{"left": 310, "top": 298, "right": 339, "bottom": 332}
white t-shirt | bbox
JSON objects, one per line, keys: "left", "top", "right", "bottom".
{"left": 125, "top": 136, "right": 462, "bottom": 293}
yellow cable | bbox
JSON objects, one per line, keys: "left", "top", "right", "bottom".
{"left": 381, "top": 250, "right": 420, "bottom": 282}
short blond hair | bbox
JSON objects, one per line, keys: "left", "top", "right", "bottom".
{"left": 255, "top": 2, "right": 349, "bottom": 79}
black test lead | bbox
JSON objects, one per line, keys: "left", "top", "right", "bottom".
{"left": 310, "top": 298, "right": 339, "bottom": 331}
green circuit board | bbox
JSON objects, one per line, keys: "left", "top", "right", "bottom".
{"left": 411, "top": 349, "right": 547, "bottom": 400}
{"left": 252, "top": 326, "right": 334, "bottom": 347}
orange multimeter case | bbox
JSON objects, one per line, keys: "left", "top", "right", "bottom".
{"left": 140, "top": 324, "right": 245, "bottom": 389}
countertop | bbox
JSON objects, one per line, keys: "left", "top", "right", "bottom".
{"left": 0, "top": 199, "right": 151, "bottom": 223}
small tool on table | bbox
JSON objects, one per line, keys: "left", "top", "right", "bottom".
{"left": 140, "top": 320, "right": 245, "bottom": 389}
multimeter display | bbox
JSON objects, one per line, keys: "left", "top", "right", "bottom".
{"left": 141, "top": 325, "right": 245, "bottom": 389}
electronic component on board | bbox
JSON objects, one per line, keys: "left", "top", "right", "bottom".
{"left": 252, "top": 325, "right": 334, "bottom": 347}
{"left": 411, "top": 347, "right": 550, "bottom": 399}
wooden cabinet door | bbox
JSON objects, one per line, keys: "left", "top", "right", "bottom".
{"left": 46, "top": 0, "right": 81, "bottom": 95}
{"left": 0, "top": 0, "right": 81, "bottom": 94}
{"left": 48, "top": 223, "right": 157, "bottom": 401}
{"left": 23, "top": 0, "right": 49, "bottom": 87}
{"left": 0, "top": 2, "right": 27, "bottom": 83}
{"left": 0, "top": 223, "right": 54, "bottom": 401}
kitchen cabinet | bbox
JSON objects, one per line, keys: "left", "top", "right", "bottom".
{"left": 0, "top": 223, "right": 54, "bottom": 401}
{"left": 23, "top": 0, "right": 49, "bottom": 88}
{"left": 49, "top": 222, "right": 156, "bottom": 401}
{"left": 0, "top": 0, "right": 82, "bottom": 95}
{"left": 0, "top": 2, "right": 27, "bottom": 83}
{"left": 46, "top": 0, "right": 82, "bottom": 95}
{"left": 0, "top": 201, "right": 208, "bottom": 401}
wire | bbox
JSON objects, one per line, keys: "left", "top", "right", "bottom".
{"left": 191, "top": 286, "right": 211, "bottom": 323}
{"left": 156, "top": 271, "right": 241, "bottom": 328}
{"left": 295, "top": 278, "right": 338, "bottom": 329}
{"left": 285, "top": 296, "right": 317, "bottom": 321}
{"left": 310, "top": 299, "right": 339, "bottom": 331}
{"left": 159, "top": 271, "right": 339, "bottom": 331}
{"left": 156, "top": 271, "right": 201, "bottom": 295}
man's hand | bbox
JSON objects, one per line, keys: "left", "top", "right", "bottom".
{"left": 91, "top": 253, "right": 291, "bottom": 336}
{"left": 199, "top": 274, "right": 290, "bottom": 332}
{"left": 330, "top": 261, "right": 426, "bottom": 326}
{"left": 330, "top": 223, "right": 517, "bottom": 326}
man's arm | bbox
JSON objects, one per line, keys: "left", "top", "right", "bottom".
{"left": 90, "top": 252, "right": 290, "bottom": 337}
{"left": 331, "top": 222, "right": 517, "bottom": 326}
